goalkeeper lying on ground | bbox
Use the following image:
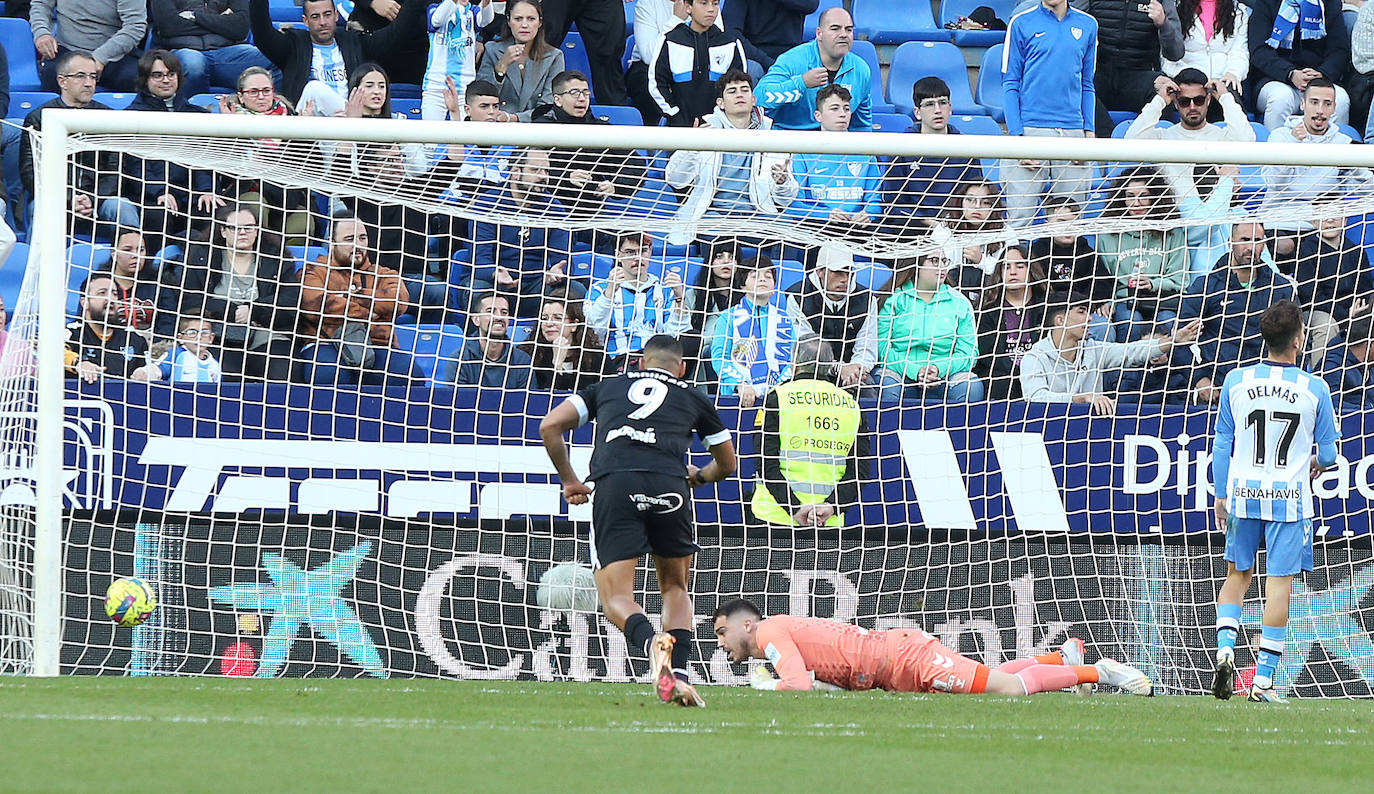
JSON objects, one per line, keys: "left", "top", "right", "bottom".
{"left": 711, "top": 599, "right": 1153, "bottom": 696}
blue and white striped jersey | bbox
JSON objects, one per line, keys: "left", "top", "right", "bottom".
{"left": 1212, "top": 362, "right": 1340, "bottom": 521}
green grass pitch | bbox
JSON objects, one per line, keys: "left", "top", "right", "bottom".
{"left": 4, "top": 678, "right": 1373, "bottom": 792}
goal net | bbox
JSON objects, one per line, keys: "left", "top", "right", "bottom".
{"left": 5, "top": 108, "right": 1374, "bottom": 697}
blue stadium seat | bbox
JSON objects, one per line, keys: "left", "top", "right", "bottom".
{"left": 0, "top": 19, "right": 43, "bottom": 91}
{"left": 888, "top": 41, "right": 982, "bottom": 117}
{"left": 622, "top": 35, "right": 636, "bottom": 72}
{"left": 848, "top": 40, "right": 894, "bottom": 115}
{"left": 872, "top": 112, "right": 914, "bottom": 132}
{"left": 95, "top": 93, "right": 137, "bottom": 110}
{"left": 561, "top": 32, "right": 594, "bottom": 91}
{"left": 856, "top": 261, "right": 893, "bottom": 291}
{"left": 650, "top": 235, "right": 689, "bottom": 258}
{"left": 952, "top": 114, "right": 1003, "bottom": 136}
{"left": 805, "top": 0, "right": 845, "bottom": 32}
{"left": 1250, "top": 121, "right": 1269, "bottom": 142}
{"left": 188, "top": 93, "right": 221, "bottom": 112}
{"left": 269, "top": 0, "right": 301, "bottom": 24}
{"left": 393, "top": 324, "right": 466, "bottom": 384}
{"left": 940, "top": 0, "right": 1014, "bottom": 46}
{"left": 66, "top": 243, "right": 113, "bottom": 316}
{"left": 568, "top": 249, "right": 601, "bottom": 281}
{"left": 287, "top": 245, "right": 330, "bottom": 273}
{"left": 624, "top": 0, "right": 637, "bottom": 26}
{"left": 777, "top": 259, "right": 805, "bottom": 292}
{"left": 1341, "top": 124, "right": 1364, "bottom": 143}
{"left": 391, "top": 83, "right": 423, "bottom": 99}
{"left": 975, "top": 43, "right": 1004, "bottom": 121}
{"left": 152, "top": 244, "right": 184, "bottom": 271}
{"left": 508, "top": 317, "right": 536, "bottom": 345}
{"left": 851, "top": 0, "right": 950, "bottom": 44}
{"left": 7, "top": 92, "right": 58, "bottom": 121}
{"left": 1107, "top": 110, "right": 1137, "bottom": 126}
{"left": 391, "top": 98, "right": 423, "bottom": 119}
{"left": 592, "top": 104, "right": 643, "bottom": 125}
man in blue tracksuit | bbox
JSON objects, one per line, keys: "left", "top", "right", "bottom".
{"left": 754, "top": 7, "right": 871, "bottom": 131}
{"left": 1173, "top": 221, "right": 1299, "bottom": 404}
{"left": 1000, "top": 0, "right": 1098, "bottom": 227}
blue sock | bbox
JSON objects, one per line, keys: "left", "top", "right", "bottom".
{"left": 1254, "top": 625, "right": 1288, "bottom": 688}
{"left": 1215, "top": 603, "right": 1242, "bottom": 658}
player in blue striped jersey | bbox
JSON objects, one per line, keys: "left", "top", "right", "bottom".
{"left": 1209, "top": 300, "right": 1340, "bottom": 703}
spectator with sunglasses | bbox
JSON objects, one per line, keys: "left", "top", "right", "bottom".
{"left": 1124, "top": 67, "right": 1254, "bottom": 199}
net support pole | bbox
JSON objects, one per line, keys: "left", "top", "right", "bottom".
{"left": 32, "top": 114, "right": 72, "bottom": 677}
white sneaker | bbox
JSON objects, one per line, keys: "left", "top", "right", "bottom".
{"left": 1247, "top": 684, "right": 1289, "bottom": 704}
{"left": 1094, "top": 658, "right": 1153, "bottom": 696}
{"left": 1060, "top": 637, "right": 1092, "bottom": 697}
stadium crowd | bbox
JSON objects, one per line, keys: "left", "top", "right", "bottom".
{"left": 0, "top": 0, "right": 1373, "bottom": 409}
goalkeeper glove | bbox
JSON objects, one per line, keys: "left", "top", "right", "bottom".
{"left": 750, "top": 664, "right": 778, "bottom": 690}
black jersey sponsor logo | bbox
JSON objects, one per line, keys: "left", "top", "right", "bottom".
{"left": 605, "top": 424, "right": 657, "bottom": 444}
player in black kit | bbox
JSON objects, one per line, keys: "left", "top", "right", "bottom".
{"left": 540, "top": 335, "right": 737, "bottom": 707}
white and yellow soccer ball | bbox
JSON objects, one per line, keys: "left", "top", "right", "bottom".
{"left": 104, "top": 577, "right": 157, "bottom": 628}
{"left": 536, "top": 563, "right": 599, "bottom": 612}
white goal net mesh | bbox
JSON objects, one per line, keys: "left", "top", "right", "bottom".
{"left": 4, "top": 109, "right": 1374, "bottom": 697}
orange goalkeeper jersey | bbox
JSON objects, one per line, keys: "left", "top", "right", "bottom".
{"left": 754, "top": 615, "right": 943, "bottom": 691}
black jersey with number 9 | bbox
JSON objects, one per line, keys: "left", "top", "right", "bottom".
{"left": 568, "top": 369, "right": 732, "bottom": 481}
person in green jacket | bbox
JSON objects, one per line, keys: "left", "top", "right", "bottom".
{"left": 876, "top": 249, "right": 983, "bottom": 403}
{"left": 1097, "top": 166, "right": 1190, "bottom": 342}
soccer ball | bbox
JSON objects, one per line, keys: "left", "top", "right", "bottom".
{"left": 536, "top": 563, "right": 599, "bottom": 612}
{"left": 105, "top": 577, "right": 157, "bottom": 628}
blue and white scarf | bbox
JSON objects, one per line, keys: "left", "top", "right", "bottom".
{"left": 1267, "top": 0, "right": 1326, "bottom": 50}
{"left": 716, "top": 295, "right": 795, "bottom": 393}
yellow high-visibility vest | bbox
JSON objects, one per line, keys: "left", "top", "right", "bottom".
{"left": 750, "top": 378, "right": 860, "bottom": 527}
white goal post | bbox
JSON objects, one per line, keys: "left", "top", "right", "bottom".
{"left": 12, "top": 107, "right": 1374, "bottom": 694}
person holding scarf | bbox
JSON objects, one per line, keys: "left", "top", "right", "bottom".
{"left": 710, "top": 255, "right": 802, "bottom": 407}
{"left": 1250, "top": 0, "right": 1351, "bottom": 129}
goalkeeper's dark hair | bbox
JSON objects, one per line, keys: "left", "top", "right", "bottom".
{"left": 712, "top": 598, "right": 763, "bottom": 622}
{"left": 1260, "top": 299, "right": 1303, "bottom": 352}
{"left": 715, "top": 69, "right": 754, "bottom": 99}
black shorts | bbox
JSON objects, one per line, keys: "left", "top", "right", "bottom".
{"left": 589, "top": 471, "right": 697, "bottom": 568}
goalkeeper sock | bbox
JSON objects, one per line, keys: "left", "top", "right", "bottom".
{"left": 994, "top": 652, "right": 1064, "bottom": 676}
{"left": 668, "top": 628, "right": 693, "bottom": 682}
{"left": 1216, "top": 603, "right": 1241, "bottom": 660}
{"left": 1014, "top": 665, "right": 1099, "bottom": 695}
{"left": 1253, "top": 625, "right": 1287, "bottom": 690}
{"left": 624, "top": 612, "right": 656, "bottom": 659}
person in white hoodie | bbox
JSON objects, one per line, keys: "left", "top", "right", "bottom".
{"left": 1125, "top": 67, "right": 1255, "bottom": 199}
{"left": 1259, "top": 77, "right": 1373, "bottom": 259}
{"left": 663, "top": 69, "right": 798, "bottom": 248}
{"left": 1020, "top": 292, "right": 1201, "bottom": 414}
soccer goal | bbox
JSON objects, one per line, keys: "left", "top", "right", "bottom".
{"left": 5, "top": 107, "right": 1374, "bottom": 697}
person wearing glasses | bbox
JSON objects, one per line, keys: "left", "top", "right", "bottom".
{"left": 177, "top": 204, "right": 299, "bottom": 381}
{"left": 126, "top": 50, "right": 227, "bottom": 243}
{"left": 158, "top": 316, "right": 224, "bottom": 383}
{"left": 149, "top": 0, "right": 278, "bottom": 96}
{"left": 19, "top": 50, "right": 140, "bottom": 237}
{"left": 1124, "top": 67, "right": 1254, "bottom": 199}
{"left": 530, "top": 70, "right": 647, "bottom": 214}
{"left": 882, "top": 76, "right": 984, "bottom": 234}
{"left": 32, "top": 0, "right": 147, "bottom": 92}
